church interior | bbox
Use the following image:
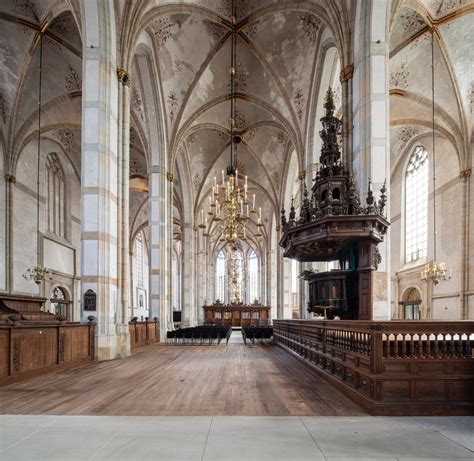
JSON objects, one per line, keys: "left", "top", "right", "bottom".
{"left": 0, "top": 0, "right": 473, "bottom": 459}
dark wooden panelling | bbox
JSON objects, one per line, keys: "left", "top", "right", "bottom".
{"left": 273, "top": 319, "right": 474, "bottom": 416}
{"left": 129, "top": 319, "right": 159, "bottom": 349}
{"left": 0, "top": 322, "right": 95, "bottom": 387}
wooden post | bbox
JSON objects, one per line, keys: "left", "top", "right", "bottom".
{"left": 322, "top": 324, "right": 327, "bottom": 354}
{"left": 8, "top": 327, "right": 13, "bottom": 376}
{"left": 154, "top": 317, "right": 159, "bottom": 342}
{"left": 57, "top": 325, "right": 61, "bottom": 364}
{"left": 88, "top": 316, "right": 96, "bottom": 359}
{"left": 370, "top": 330, "right": 383, "bottom": 374}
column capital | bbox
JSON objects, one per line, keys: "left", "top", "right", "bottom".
{"left": 340, "top": 63, "right": 354, "bottom": 83}
{"left": 460, "top": 168, "right": 471, "bottom": 179}
{"left": 298, "top": 170, "right": 306, "bottom": 181}
{"left": 117, "top": 68, "right": 131, "bottom": 87}
{"left": 166, "top": 172, "right": 174, "bottom": 182}
{"left": 4, "top": 174, "right": 16, "bottom": 183}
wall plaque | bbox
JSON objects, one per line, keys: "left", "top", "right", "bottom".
{"left": 84, "top": 289, "right": 96, "bottom": 311}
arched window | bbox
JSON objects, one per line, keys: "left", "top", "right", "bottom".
{"left": 135, "top": 232, "right": 144, "bottom": 287}
{"left": 46, "top": 153, "right": 66, "bottom": 238}
{"left": 215, "top": 249, "right": 226, "bottom": 302}
{"left": 50, "top": 286, "right": 69, "bottom": 319}
{"left": 248, "top": 250, "right": 259, "bottom": 302}
{"left": 402, "top": 287, "right": 422, "bottom": 320}
{"left": 405, "top": 146, "right": 428, "bottom": 263}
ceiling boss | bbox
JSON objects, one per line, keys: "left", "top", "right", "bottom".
{"left": 199, "top": 0, "right": 263, "bottom": 246}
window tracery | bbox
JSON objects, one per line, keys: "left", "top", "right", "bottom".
{"left": 405, "top": 146, "right": 428, "bottom": 263}
{"left": 215, "top": 250, "right": 226, "bottom": 302}
{"left": 135, "top": 232, "right": 144, "bottom": 287}
{"left": 46, "top": 152, "right": 66, "bottom": 238}
{"left": 248, "top": 250, "right": 259, "bottom": 302}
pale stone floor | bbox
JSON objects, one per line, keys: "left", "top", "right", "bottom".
{"left": 0, "top": 415, "right": 473, "bottom": 460}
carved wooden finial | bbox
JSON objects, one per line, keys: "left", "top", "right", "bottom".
{"left": 326, "top": 87, "right": 334, "bottom": 102}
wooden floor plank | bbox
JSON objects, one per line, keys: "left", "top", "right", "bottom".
{"left": 0, "top": 341, "right": 367, "bottom": 416}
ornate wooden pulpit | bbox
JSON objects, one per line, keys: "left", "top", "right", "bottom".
{"left": 280, "top": 88, "right": 390, "bottom": 319}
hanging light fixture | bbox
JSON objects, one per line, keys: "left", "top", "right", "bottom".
{"left": 420, "top": 29, "right": 451, "bottom": 286}
{"left": 199, "top": 0, "right": 263, "bottom": 245}
{"left": 23, "top": 30, "right": 52, "bottom": 285}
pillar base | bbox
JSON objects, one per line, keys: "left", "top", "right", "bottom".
{"left": 95, "top": 326, "right": 131, "bottom": 361}
{"left": 115, "top": 323, "right": 131, "bottom": 358}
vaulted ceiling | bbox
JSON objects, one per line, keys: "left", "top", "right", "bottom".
{"left": 129, "top": 1, "right": 347, "bottom": 236}
{"left": 0, "top": 0, "right": 82, "bottom": 175}
{"left": 389, "top": 0, "right": 474, "bottom": 174}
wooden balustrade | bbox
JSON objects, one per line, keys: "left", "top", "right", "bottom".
{"left": 0, "top": 320, "right": 96, "bottom": 386}
{"left": 273, "top": 320, "right": 474, "bottom": 415}
{"left": 129, "top": 318, "right": 159, "bottom": 349}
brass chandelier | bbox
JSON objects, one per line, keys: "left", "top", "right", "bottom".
{"left": 199, "top": 0, "right": 263, "bottom": 245}
{"left": 420, "top": 29, "right": 451, "bottom": 286}
{"left": 23, "top": 31, "right": 52, "bottom": 286}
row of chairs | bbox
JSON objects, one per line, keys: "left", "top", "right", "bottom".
{"left": 242, "top": 326, "right": 273, "bottom": 345}
{"left": 166, "top": 325, "right": 232, "bottom": 345}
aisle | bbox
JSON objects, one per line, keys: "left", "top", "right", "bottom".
{"left": 227, "top": 329, "right": 245, "bottom": 344}
{"left": 0, "top": 337, "right": 366, "bottom": 416}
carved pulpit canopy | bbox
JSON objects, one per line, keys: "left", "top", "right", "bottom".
{"left": 280, "top": 88, "right": 389, "bottom": 263}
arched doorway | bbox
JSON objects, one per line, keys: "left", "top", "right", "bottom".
{"left": 50, "top": 286, "right": 70, "bottom": 320}
{"left": 402, "top": 288, "right": 422, "bottom": 320}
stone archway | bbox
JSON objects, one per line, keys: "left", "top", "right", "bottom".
{"left": 401, "top": 287, "right": 422, "bottom": 320}
{"left": 50, "top": 286, "right": 71, "bottom": 320}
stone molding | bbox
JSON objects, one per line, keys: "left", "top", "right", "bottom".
{"left": 117, "top": 68, "right": 131, "bottom": 87}
{"left": 460, "top": 168, "right": 471, "bottom": 179}
{"left": 339, "top": 64, "right": 354, "bottom": 83}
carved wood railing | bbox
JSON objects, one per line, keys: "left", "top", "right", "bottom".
{"left": 129, "top": 317, "right": 159, "bottom": 349}
{"left": 0, "top": 319, "right": 96, "bottom": 386}
{"left": 273, "top": 320, "right": 474, "bottom": 415}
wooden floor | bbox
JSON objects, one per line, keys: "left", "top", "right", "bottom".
{"left": 0, "top": 338, "right": 367, "bottom": 416}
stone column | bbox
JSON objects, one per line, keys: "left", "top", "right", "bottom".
{"left": 80, "top": 0, "right": 121, "bottom": 360}
{"left": 167, "top": 173, "right": 174, "bottom": 326}
{"left": 3, "top": 174, "right": 15, "bottom": 293}
{"left": 129, "top": 249, "right": 134, "bottom": 318}
{"left": 115, "top": 68, "right": 131, "bottom": 357}
{"left": 181, "top": 222, "right": 195, "bottom": 326}
{"left": 340, "top": 64, "right": 354, "bottom": 172}
{"left": 149, "top": 167, "right": 170, "bottom": 339}
{"left": 352, "top": 0, "right": 391, "bottom": 319}
{"left": 196, "top": 234, "right": 207, "bottom": 323}
{"left": 459, "top": 168, "right": 471, "bottom": 319}
{"left": 0, "top": 164, "right": 5, "bottom": 292}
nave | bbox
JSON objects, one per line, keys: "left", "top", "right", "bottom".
{"left": 0, "top": 332, "right": 365, "bottom": 417}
